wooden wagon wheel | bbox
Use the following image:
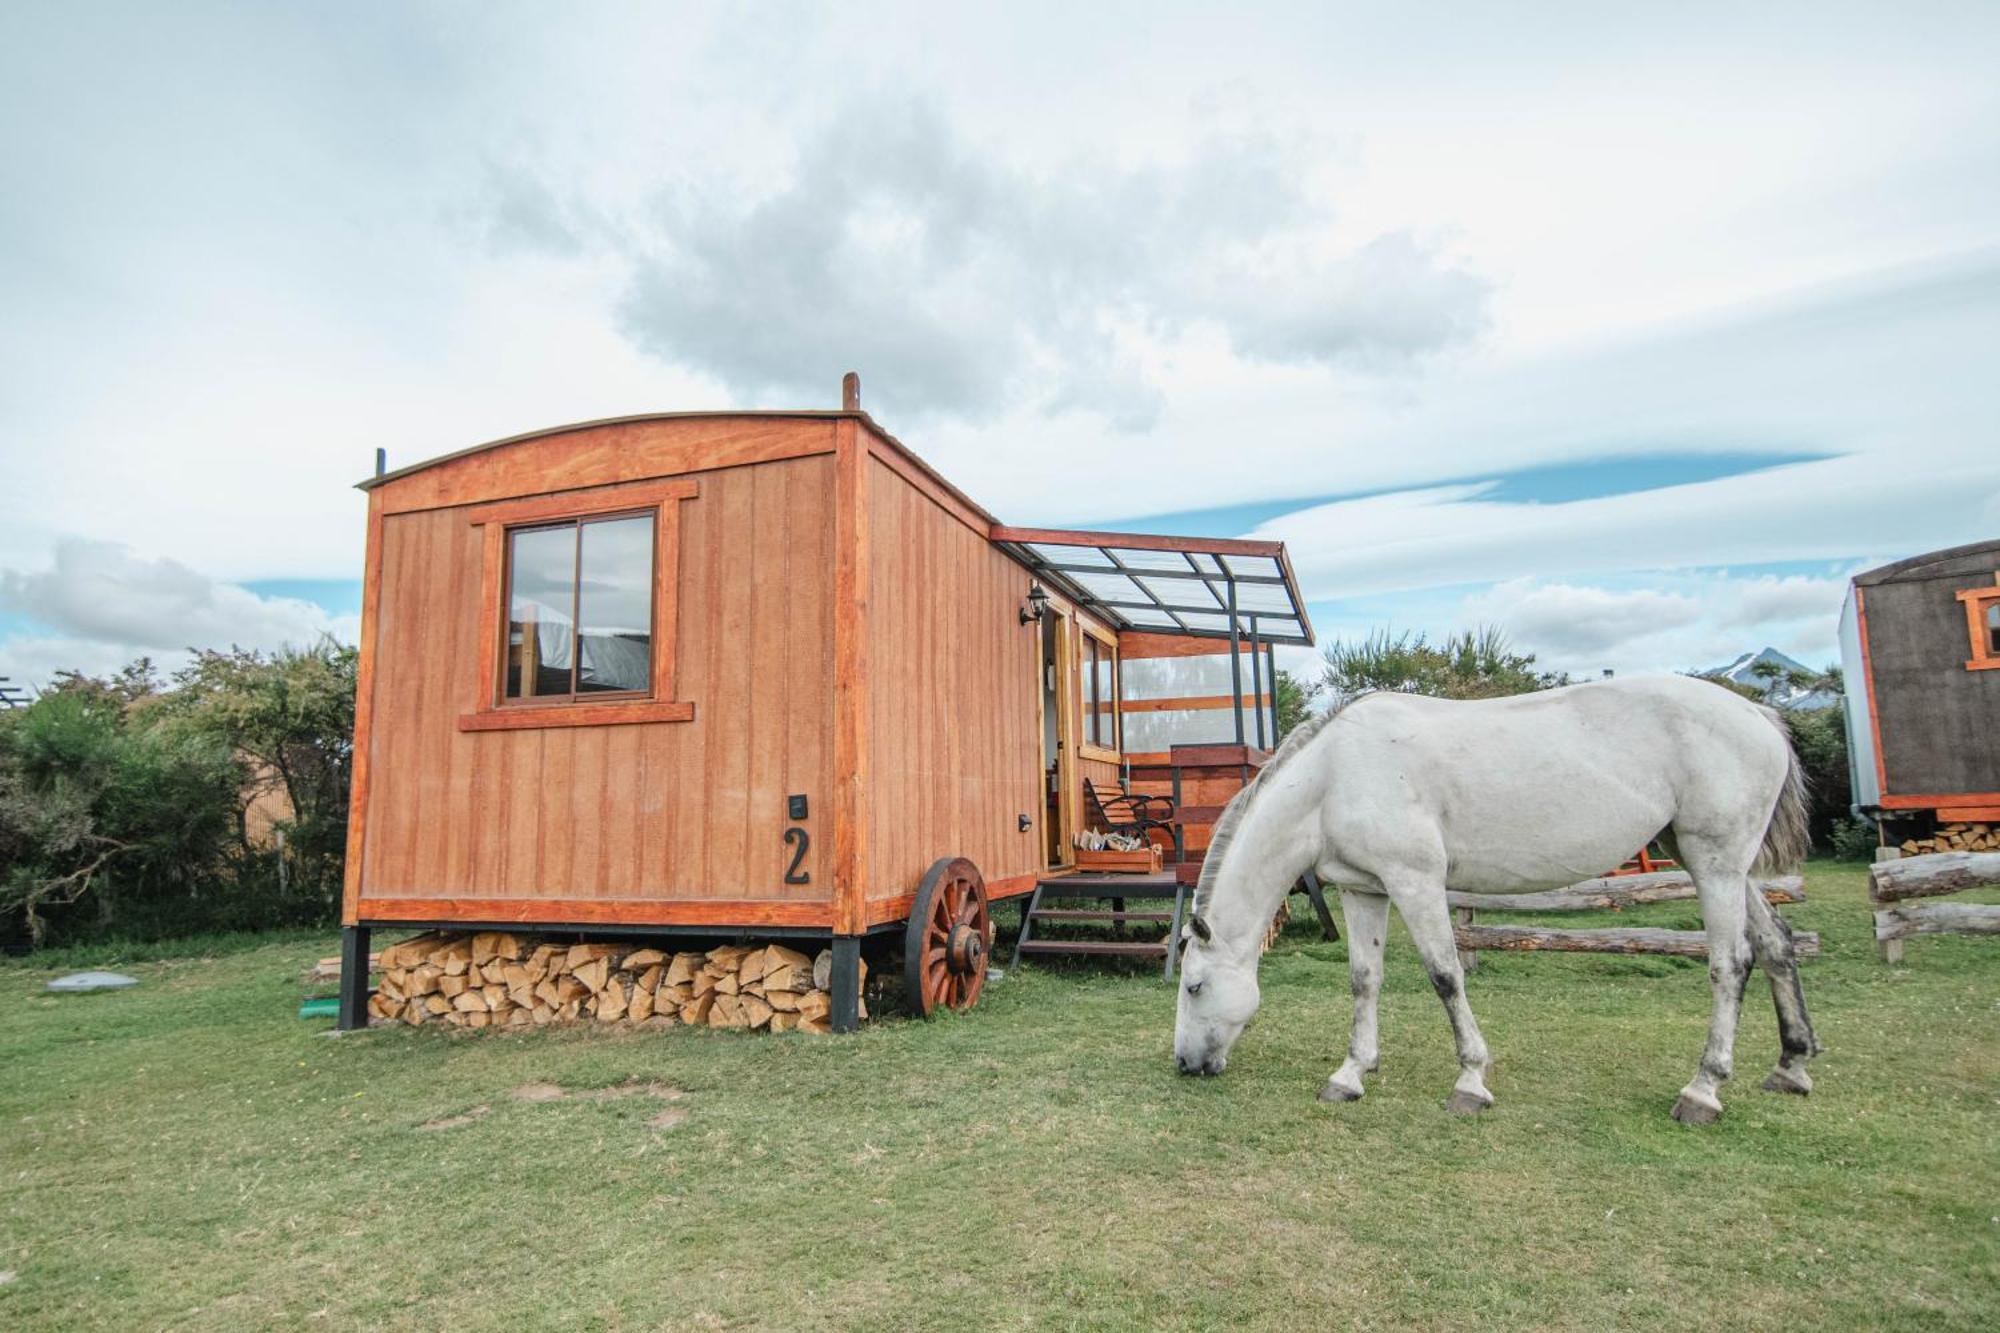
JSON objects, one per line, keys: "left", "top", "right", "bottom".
{"left": 904, "top": 856, "right": 992, "bottom": 1017}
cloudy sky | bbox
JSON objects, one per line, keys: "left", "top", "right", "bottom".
{"left": 3, "top": 2, "right": 1998, "bottom": 690}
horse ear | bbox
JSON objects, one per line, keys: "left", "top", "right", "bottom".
{"left": 1188, "top": 914, "right": 1211, "bottom": 943}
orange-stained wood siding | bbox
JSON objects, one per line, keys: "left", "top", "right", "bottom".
{"left": 356, "top": 451, "right": 836, "bottom": 912}
{"left": 862, "top": 452, "right": 1044, "bottom": 904}
{"left": 375, "top": 415, "right": 838, "bottom": 515}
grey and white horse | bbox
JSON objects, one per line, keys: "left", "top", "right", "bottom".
{"left": 1172, "top": 674, "right": 1817, "bottom": 1123}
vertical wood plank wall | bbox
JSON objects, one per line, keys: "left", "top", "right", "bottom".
{"left": 862, "top": 453, "right": 1044, "bottom": 912}
{"left": 359, "top": 451, "right": 836, "bottom": 909}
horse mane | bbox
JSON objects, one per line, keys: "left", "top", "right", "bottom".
{"left": 1191, "top": 692, "right": 1370, "bottom": 924}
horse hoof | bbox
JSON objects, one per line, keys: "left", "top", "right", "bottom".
{"left": 1445, "top": 1089, "right": 1493, "bottom": 1116}
{"left": 1318, "top": 1081, "right": 1362, "bottom": 1104}
{"left": 1761, "top": 1067, "right": 1812, "bottom": 1096}
{"left": 1671, "top": 1093, "right": 1722, "bottom": 1125}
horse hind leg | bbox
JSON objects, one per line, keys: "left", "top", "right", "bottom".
{"left": 1746, "top": 886, "right": 1820, "bottom": 1096}
{"left": 1321, "top": 889, "right": 1389, "bottom": 1103}
{"left": 1381, "top": 878, "right": 1493, "bottom": 1114}
{"left": 1672, "top": 853, "right": 1754, "bottom": 1125}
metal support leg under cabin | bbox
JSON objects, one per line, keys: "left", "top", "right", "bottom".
{"left": 830, "top": 935, "right": 862, "bottom": 1033}
{"left": 1297, "top": 873, "right": 1340, "bottom": 942}
{"left": 337, "top": 925, "right": 372, "bottom": 1031}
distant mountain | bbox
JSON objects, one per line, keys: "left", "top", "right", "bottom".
{"left": 1703, "top": 647, "right": 1841, "bottom": 711}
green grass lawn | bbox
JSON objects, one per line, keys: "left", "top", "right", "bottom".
{"left": 2, "top": 861, "right": 1995, "bottom": 1330}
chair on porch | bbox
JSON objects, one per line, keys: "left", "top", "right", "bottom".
{"left": 1083, "top": 778, "right": 1176, "bottom": 845}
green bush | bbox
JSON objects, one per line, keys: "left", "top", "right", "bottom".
{"left": 0, "top": 641, "right": 354, "bottom": 948}
{"left": 1830, "top": 816, "right": 1878, "bottom": 861}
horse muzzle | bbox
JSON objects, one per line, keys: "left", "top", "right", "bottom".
{"left": 1176, "top": 1052, "right": 1225, "bottom": 1077}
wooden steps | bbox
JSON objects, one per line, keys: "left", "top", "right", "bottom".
{"left": 1017, "top": 939, "right": 1168, "bottom": 959}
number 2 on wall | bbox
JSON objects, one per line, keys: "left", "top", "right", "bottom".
{"left": 783, "top": 827, "right": 811, "bottom": 885}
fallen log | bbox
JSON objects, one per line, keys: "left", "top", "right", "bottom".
{"left": 1868, "top": 851, "right": 2000, "bottom": 904}
{"left": 1454, "top": 923, "right": 1821, "bottom": 959}
{"left": 1873, "top": 901, "right": 2000, "bottom": 941}
{"left": 1446, "top": 872, "right": 1802, "bottom": 914}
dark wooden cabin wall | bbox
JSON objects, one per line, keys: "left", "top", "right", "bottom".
{"left": 361, "top": 451, "right": 837, "bottom": 906}
{"left": 1866, "top": 573, "right": 2000, "bottom": 796}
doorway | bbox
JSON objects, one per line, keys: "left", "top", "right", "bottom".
{"left": 1039, "top": 605, "right": 1078, "bottom": 867}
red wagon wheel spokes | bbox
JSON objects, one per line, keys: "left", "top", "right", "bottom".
{"left": 904, "top": 857, "right": 992, "bottom": 1017}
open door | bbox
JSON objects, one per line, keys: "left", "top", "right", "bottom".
{"left": 1039, "top": 604, "right": 1080, "bottom": 867}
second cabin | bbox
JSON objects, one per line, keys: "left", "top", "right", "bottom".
{"left": 341, "top": 375, "right": 1313, "bottom": 1025}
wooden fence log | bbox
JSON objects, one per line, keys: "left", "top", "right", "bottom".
{"left": 1873, "top": 901, "right": 2000, "bottom": 942}
{"left": 1445, "top": 872, "right": 1802, "bottom": 914}
{"left": 1453, "top": 923, "right": 1821, "bottom": 959}
{"left": 1867, "top": 851, "right": 2000, "bottom": 905}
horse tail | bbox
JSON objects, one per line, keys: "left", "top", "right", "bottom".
{"left": 1752, "top": 706, "right": 1810, "bottom": 876}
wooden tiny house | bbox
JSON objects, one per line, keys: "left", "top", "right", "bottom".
{"left": 339, "top": 378, "right": 1313, "bottom": 1028}
{"left": 1840, "top": 537, "right": 2000, "bottom": 840}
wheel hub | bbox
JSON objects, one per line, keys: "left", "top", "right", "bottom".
{"left": 947, "top": 922, "right": 986, "bottom": 974}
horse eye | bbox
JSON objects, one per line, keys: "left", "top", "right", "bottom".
{"left": 1186, "top": 981, "right": 1204, "bottom": 997}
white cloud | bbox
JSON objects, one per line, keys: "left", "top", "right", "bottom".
{"left": 1460, "top": 571, "right": 1851, "bottom": 678}
{"left": 0, "top": 539, "right": 357, "bottom": 687}
{"left": 608, "top": 98, "right": 1488, "bottom": 428}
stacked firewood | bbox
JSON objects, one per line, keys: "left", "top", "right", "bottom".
{"left": 1900, "top": 822, "right": 2000, "bottom": 856}
{"left": 365, "top": 932, "right": 865, "bottom": 1033}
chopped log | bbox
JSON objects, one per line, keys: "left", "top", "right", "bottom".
{"left": 424, "top": 994, "right": 452, "bottom": 1016}
{"left": 623, "top": 947, "right": 666, "bottom": 971}
{"left": 1445, "top": 872, "right": 1802, "bottom": 914}
{"left": 432, "top": 937, "right": 474, "bottom": 976}
{"left": 1868, "top": 851, "right": 2000, "bottom": 904}
{"left": 740, "top": 993, "right": 774, "bottom": 1029}
{"left": 471, "top": 931, "right": 522, "bottom": 965}
{"left": 565, "top": 942, "right": 620, "bottom": 971}
{"left": 481, "top": 983, "right": 506, "bottom": 1008}
{"left": 766, "top": 989, "right": 801, "bottom": 1013}
{"left": 452, "top": 990, "right": 488, "bottom": 1013}
{"left": 406, "top": 965, "right": 442, "bottom": 996}
{"left": 681, "top": 993, "right": 715, "bottom": 1025}
{"left": 761, "top": 945, "right": 814, "bottom": 992}
{"left": 665, "top": 952, "right": 701, "bottom": 987}
{"left": 378, "top": 973, "right": 406, "bottom": 1004}
{"left": 597, "top": 980, "right": 629, "bottom": 1022}
{"left": 738, "top": 946, "right": 772, "bottom": 986}
{"left": 713, "top": 970, "right": 740, "bottom": 996}
{"left": 573, "top": 958, "right": 611, "bottom": 993}
{"left": 629, "top": 986, "right": 654, "bottom": 1022}
{"left": 812, "top": 949, "right": 832, "bottom": 991}
{"left": 1874, "top": 901, "right": 2000, "bottom": 941}
{"left": 769, "top": 1010, "right": 799, "bottom": 1033}
{"left": 707, "top": 944, "right": 754, "bottom": 969}
{"left": 438, "top": 973, "right": 469, "bottom": 998}
{"left": 636, "top": 963, "right": 664, "bottom": 994}
{"left": 377, "top": 935, "right": 439, "bottom": 970}
{"left": 692, "top": 969, "right": 719, "bottom": 998}
{"left": 1454, "top": 922, "right": 1821, "bottom": 959}
{"left": 796, "top": 990, "right": 831, "bottom": 1022}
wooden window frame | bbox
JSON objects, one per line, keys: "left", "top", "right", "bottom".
{"left": 1077, "top": 621, "right": 1122, "bottom": 763}
{"left": 458, "top": 478, "right": 700, "bottom": 731}
{"left": 1956, "top": 576, "right": 2000, "bottom": 672}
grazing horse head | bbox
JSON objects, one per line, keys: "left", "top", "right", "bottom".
{"left": 1172, "top": 708, "right": 1344, "bottom": 1077}
{"left": 1173, "top": 912, "right": 1262, "bottom": 1075}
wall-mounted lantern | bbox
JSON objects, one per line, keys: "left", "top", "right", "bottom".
{"left": 1020, "top": 581, "right": 1050, "bottom": 625}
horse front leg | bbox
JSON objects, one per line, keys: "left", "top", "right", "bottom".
{"left": 1320, "top": 889, "right": 1389, "bottom": 1103}
{"left": 1384, "top": 879, "right": 1494, "bottom": 1114}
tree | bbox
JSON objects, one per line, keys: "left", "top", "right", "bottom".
{"left": 0, "top": 641, "right": 357, "bottom": 947}
{"left": 1272, "top": 667, "right": 1324, "bottom": 741}
{"left": 1319, "top": 627, "right": 1567, "bottom": 700}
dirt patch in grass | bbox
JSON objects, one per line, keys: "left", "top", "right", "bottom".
{"left": 418, "top": 1106, "right": 490, "bottom": 1131}
{"left": 512, "top": 1078, "right": 683, "bottom": 1104}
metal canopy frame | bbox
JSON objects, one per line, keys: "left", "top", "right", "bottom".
{"left": 989, "top": 526, "right": 1315, "bottom": 648}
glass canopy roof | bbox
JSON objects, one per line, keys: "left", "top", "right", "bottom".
{"left": 988, "top": 526, "right": 1315, "bottom": 646}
